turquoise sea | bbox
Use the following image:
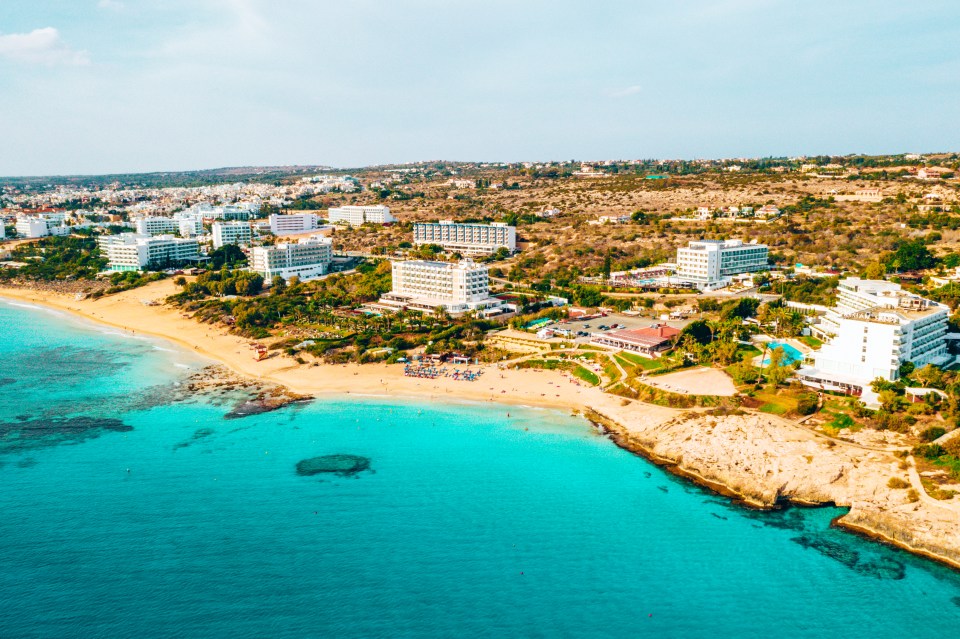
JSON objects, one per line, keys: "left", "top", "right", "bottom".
{"left": 2, "top": 299, "right": 960, "bottom": 638}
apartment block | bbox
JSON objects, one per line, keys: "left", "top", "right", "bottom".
{"left": 327, "top": 205, "right": 396, "bottom": 226}
{"left": 413, "top": 221, "right": 516, "bottom": 256}
{"left": 269, "top": 213, "right": 320, "bottom": 236}
{"left": 135, "top": 217, "right": 181, "bottom": 236}
{"left": 97, "top": 234, "right": 201, "bottom": 272}
{"left": 375, "top": 260, "right": 505, "bottom": 316}
{"left": 675, "top": 239, "right": 769, "bottom": 289}
{"left": 249, "top": 235, "right": 332, "bottom": 282}
{"left": 212, "top": 221, "right": 252, "bottom": 249}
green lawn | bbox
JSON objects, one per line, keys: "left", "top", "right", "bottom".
{"left": 737, "top": 344, "right": 762, "bottom": 359}
{"left": 753, "top": 389, "right": 797, "bottom": 416}
{"left": 572, "top": 365, "right": 601, "bottom": 386}
{"left": 799, "top": 335, "right": 823, "bottom": 348}
{"left": 616, "top": 351, "right": 664, "bottom": 370}
{"left": 519, "top": 359, "right": 600, "bottom": 386}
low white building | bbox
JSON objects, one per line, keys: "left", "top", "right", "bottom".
{"left": 249, "top": 235, "right": 333, "bottom": 282}
{"left": 374, "top": 260, "right": 506, "bottom": 316}
{"left": 269, "top": 213, "right": 320, "bottom": 236}
{"left": 212, "top": 221, "right": 252, "bottom": 249}
{"left": 674, "top": 239, "right": 769, "bottom": 290}
{"left": 97, "top": 234, "right": 201, "bottom": 272}
{"left": 15, "top": 217, "right": 52, "bottom": 238}
{"left": 798, "top": 278, "right": 951, "bottom": 402}
{"left": 413, "top": 221, "right": 516, "bottom": 256}
{"left": 327, "top": 205, "right": 396, "bottom": 226}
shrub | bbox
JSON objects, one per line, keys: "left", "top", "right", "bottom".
{"left": 796, "top": 392, "right": 819, "bottom": 415}
{"left": 914, "top": 443, "right": 946, "bottom": 459}
{"left": 887, "top": 477, "right": 911, "bottom": 489}
{"left": 920, "top": 426, "right": 947, "bottom": 442}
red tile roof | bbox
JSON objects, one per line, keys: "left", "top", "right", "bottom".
{"left": 597, "top": 325, "right": 680, "bottom": 347}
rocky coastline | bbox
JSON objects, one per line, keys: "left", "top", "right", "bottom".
{"left": 586, "top": 406, "right": 960, "bottom": 571}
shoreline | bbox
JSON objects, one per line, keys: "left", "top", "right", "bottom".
{"left": 0, "top": 282, "right": 592, "bottom": 412}
{"left": 3, "top": 281, "right": 960, "bottom": 572}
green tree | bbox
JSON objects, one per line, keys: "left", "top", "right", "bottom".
{"left": 886, "top": 239, "right": 937, "bottom": 272}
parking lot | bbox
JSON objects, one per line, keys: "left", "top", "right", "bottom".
{"left": 553, "top": 312, "right": 694, "bottom": 343}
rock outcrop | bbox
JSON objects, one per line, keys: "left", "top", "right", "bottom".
{"left": 589, "top": 407, "right": 960, "bottom": 570}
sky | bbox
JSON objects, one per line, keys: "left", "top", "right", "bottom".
{"left": 1, "top": 0, "right": 959, "bottom": 176}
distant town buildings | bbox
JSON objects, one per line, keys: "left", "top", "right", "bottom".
{"left": 413, "top": 221, "right": 516, "bottom": 256}
{"left": 374, "top": 260, "right": 505, "bottom": 316}
{"left": 798, "top": 278, "right": 950, "bottom": 403}
{"left": 674, "top": 239, "right": 769, "bottom": 290}
{"left": 212, "top": 221, "right": 252, "bottom": 249}
{"left": 269, "top": 213, "right": 321, "bottom": 236}
{"left": 249, "top": 235, "right": 333, "bottom": 282}
{"left": 327, "top": 205, "right": 396, "bottom": 226}
{"left": 97, "top": 234, "right": 201, "bottom": 272}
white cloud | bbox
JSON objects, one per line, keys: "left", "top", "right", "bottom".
{"left": 97, "top": 0, "right": 125, "bottom": 10}
{"left": 0, "top": 28, "right": 90, "bottom": 66}
{"left": 607, "top": 84, "right": 642, "bottom": 98}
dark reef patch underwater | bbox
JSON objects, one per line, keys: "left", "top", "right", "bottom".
{"left": 296, "top": 455, "right": 372, "bottom": 477}
{"left": 0, "top": 415, "right": 132, "bottom": 455}
{"left": 792, "top": 534, "right": 906, "bottom": 580}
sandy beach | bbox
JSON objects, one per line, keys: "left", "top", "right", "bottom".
{"left": 0, "top": 281, "right": 634, "bottom": 415}
{"left": 4, "top": 280, "right": 960, "bottom": 571}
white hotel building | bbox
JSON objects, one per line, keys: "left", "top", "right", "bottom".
{"left": 249, "top": 235, "right": 333, "bottom": 282}
{"left": 798, "top": 278, "right": 950, "bottom": 403}
{"left": 374, "top": 260, "right": 506, "bottom": 316}
{"left": 269, "top": 213, "right": 321, "bottom": 236}
{"left": 413, "top": 221, "right": 516, "bottom": 256}
{"left": 674, "top": 239, "right": 769, "bottom": 290}
{"left": 327, "top": 205, "right": 396, "bottom": 227}
{"left": 135, "top": 217, "right": 180, "bottom": 236}
{"left": 97, "top": 234, "right": 201, "bottom": 272}
{"left": 15, "top": 216, "right": 69, "bottom": 238}
{"left": 212, "top": 221, "right": 252, "bottom": 249}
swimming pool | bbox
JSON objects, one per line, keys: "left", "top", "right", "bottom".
{"left": 761, "top": 341, "right": 804, "bottom": 366}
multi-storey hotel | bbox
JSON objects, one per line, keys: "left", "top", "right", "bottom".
{"left": 374, "top": 260, "right": 506, "bottom": 316}
{"left": 249, "top": 235, "right": 333, "bottom": 282}
{"left": 327, "top": 205, "right": 396, "bottom": 226}
{"left": 413, "top": 221, "right": 516, "bottom": 256}
{"left": 674, "top": 239, "right": 769, "bottom": 290}
{"left": 212, "top": 221, "right": 252, "bottom": 248}
{"left": 97, "top": 234, "right": 201, "bottom": 272}
{"left": 798, "top": 278, "right": 950, "bottom": 403}
{"left": 269, "top": 213, "right": 321, "bottom": 236}
{"left": 135, "top": 217, "right": 180, "bottom": 236}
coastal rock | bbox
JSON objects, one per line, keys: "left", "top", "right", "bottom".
{"left": 225, "top": 393, "right": 312, "bottom": 420}
{"left": 587, "top": 403, "right": 960, "bottom": 570}
{"left": 296, "top": 455, "right": 371, "bottom": 477}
